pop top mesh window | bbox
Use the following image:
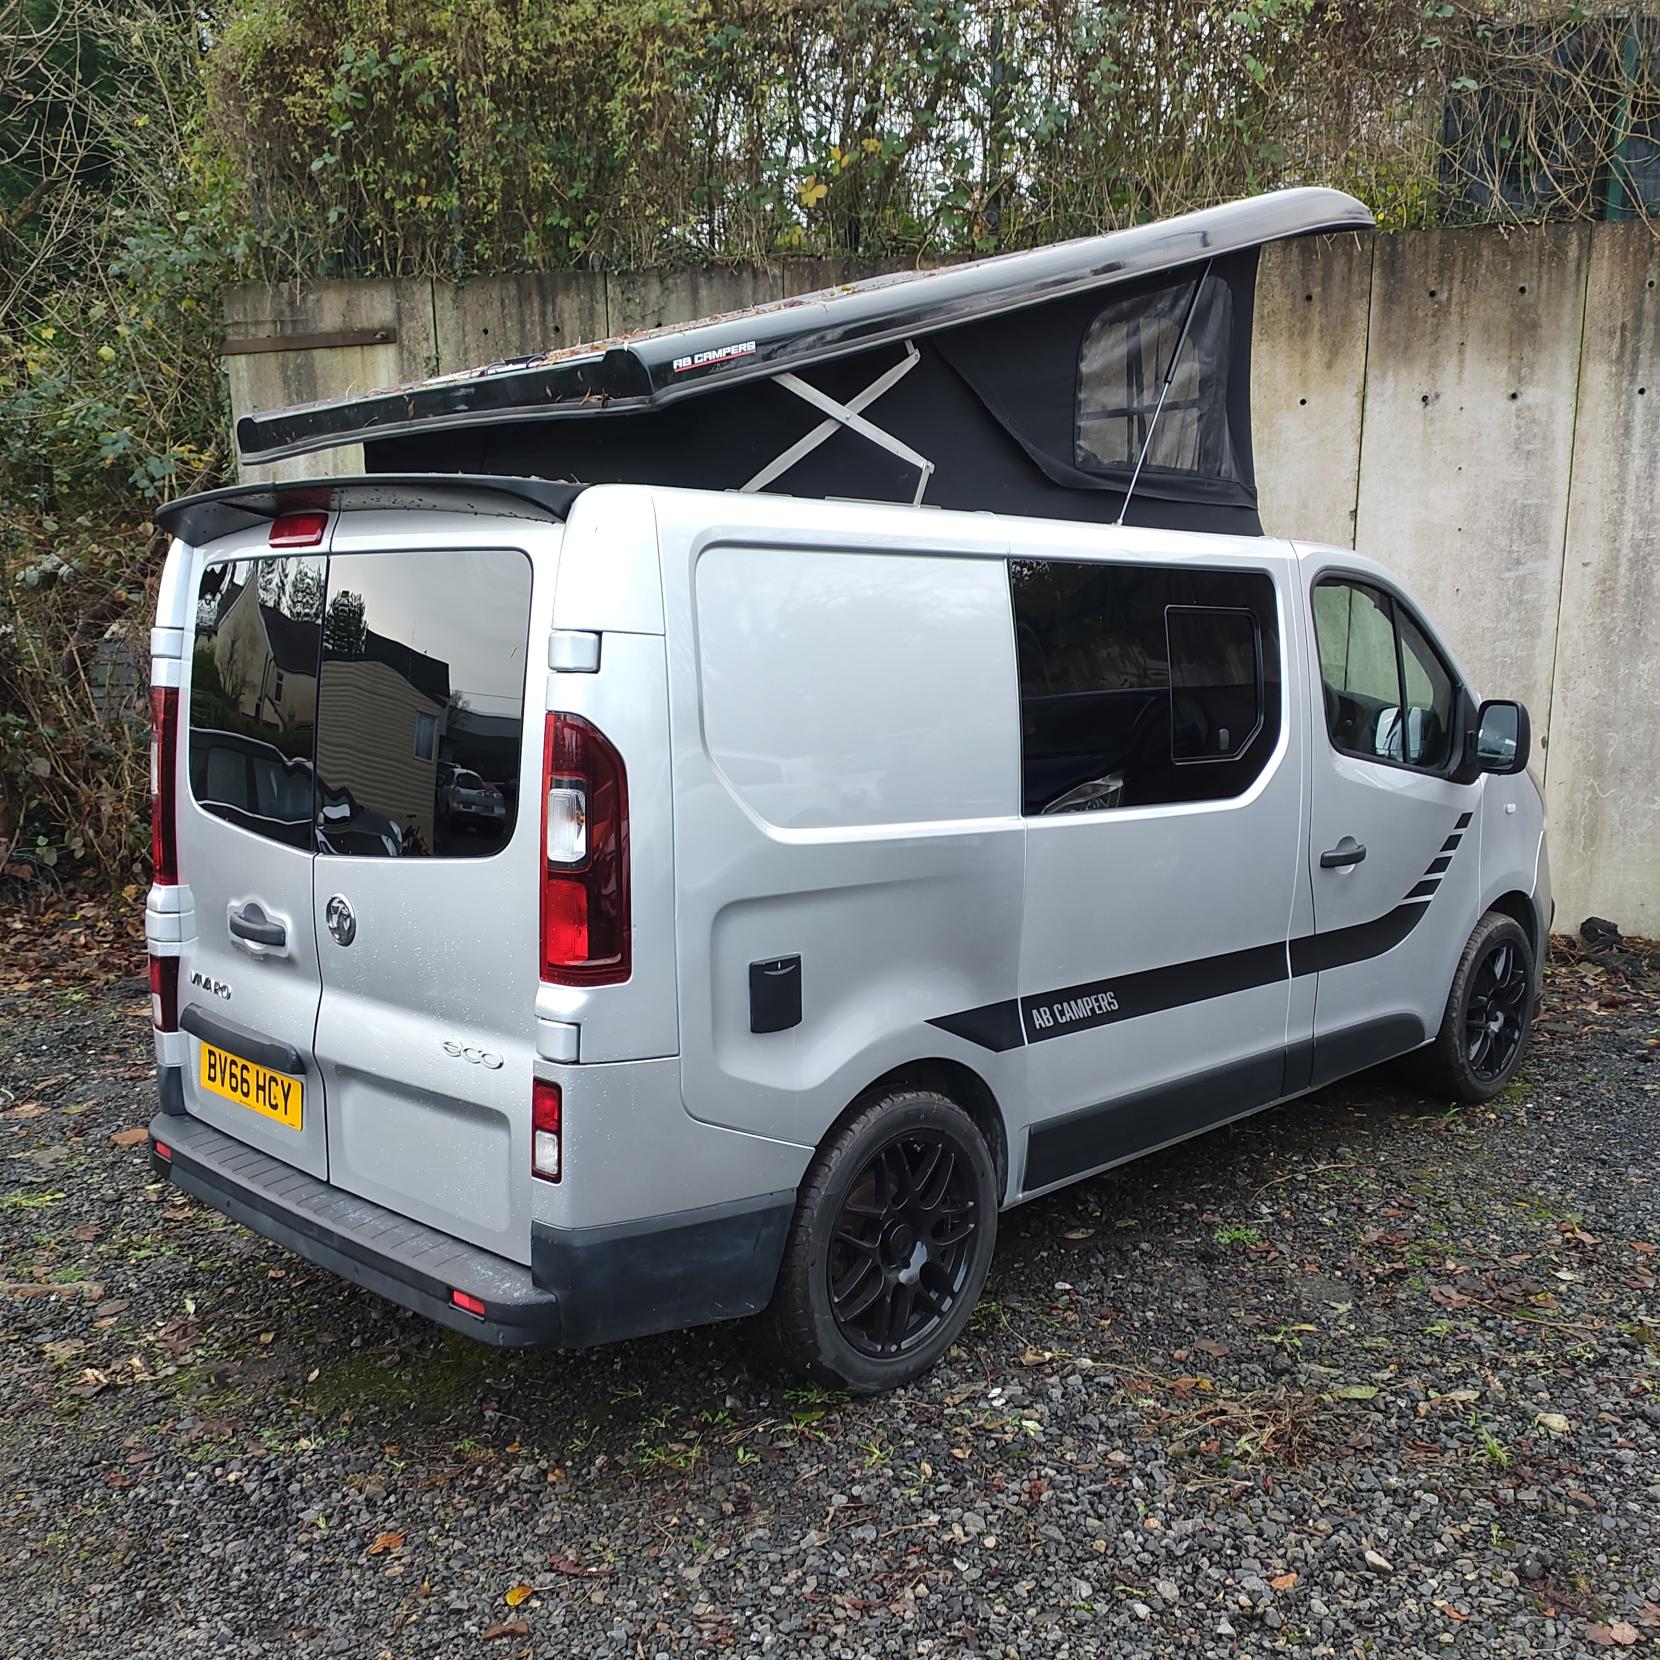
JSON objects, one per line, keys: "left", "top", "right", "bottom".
{"left": 1075, "top": 271, "right": 1239, "bottom": 481}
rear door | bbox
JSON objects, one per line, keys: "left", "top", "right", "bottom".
{"left": 308, "top": 517, "right": 550, "bottom": 1264}
{"left": 179, "top": 534, "right": 329, "bottom": 1177}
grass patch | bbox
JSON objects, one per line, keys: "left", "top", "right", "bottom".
{"left": 303, "top": 1330, "right": 539, "bottom": 1418}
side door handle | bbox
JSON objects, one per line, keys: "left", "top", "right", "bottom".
{"left": 228, "top": 903, "right": 287, "bottom": 948}
{"left": 1320, "top": 842, "right": 1367, "bottom": 869}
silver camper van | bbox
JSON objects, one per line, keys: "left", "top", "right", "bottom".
{"left": 146, "top": 192, "right": 1549, "bottom": 1392}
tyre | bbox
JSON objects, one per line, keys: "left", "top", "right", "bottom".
{"left": 1415, "top": 910, "right": 1535, "bottom": 1104}
{"left": 767, "top": 1088, "right": 999, "bottom": 1394}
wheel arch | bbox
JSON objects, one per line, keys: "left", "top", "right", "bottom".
{"left": 830, "top": 1057, "right": 1011, "bottom": 1203}
{"left": 1485, "top": 888, "right": 1540, "bottom": 962}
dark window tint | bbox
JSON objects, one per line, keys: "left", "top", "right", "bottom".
{"left": 1313, "top": 579, "right": 1458, "bottom": 771}
{"left": 1076, "top": 271, "right": 1239, "bottom": 480}
{"left": 312, "top": 549, "right": 532, "bottom": 858}
{"left": 1010, "top": 560, "right": 1280, "bottom": 815}
{"left": 1167, "top": 606, "right": 1262, "bottom": 761}
{"left": 188, "top": 555, "right": 324, "bottom": 848}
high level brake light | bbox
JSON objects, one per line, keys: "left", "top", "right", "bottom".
{"left": 268, "top": 510, "right": 328, "bottom": 548}
{"left": 540, "top": 712, "right": 630, "bottom": 985}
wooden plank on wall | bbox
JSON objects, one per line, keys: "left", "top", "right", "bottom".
{"left": 221, "top": 278, "right": 437, "bottom": 482}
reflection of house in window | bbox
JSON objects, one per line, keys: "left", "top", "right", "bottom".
{"left": 316, "top": 631, "right": 450, "bottom": 844}
{"left": 207, "top": 579, "right": 321, "bottom": 740}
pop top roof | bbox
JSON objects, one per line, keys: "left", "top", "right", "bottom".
{"left": 235, "top": 188, "right": 1373, "bottom": 466}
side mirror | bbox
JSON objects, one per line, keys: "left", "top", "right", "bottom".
{"left": 1472, "top": 699, "right": 1530, "bottom": 776}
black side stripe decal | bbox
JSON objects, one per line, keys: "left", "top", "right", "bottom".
{"left": 1455, "top": 811, "right": 1473, "bottom": 829}
{"left": 1021, "top": 942, "right": 1286, "bottom": 1044}
{"left": 927, "top": 815, "right": 1465, "bottom": 1054}
{"left": 929, "top": 1001, "right": 1025, "bottom": 1054}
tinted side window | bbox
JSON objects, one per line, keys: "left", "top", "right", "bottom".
{"left": 312, "top": 549, "right": 532, "bottom": 858}
{"left": 1167, "top": 606, "right": 1262, "bottom": 762}
{"left": 1010, "top": 560, "right": 1280, "bottom": 815}
{"left": 1313, "top": 579, "right": 1458, "bottom": 771}
{"left": 1312, "top": 580, "right": 1400, "bottom": 762}
{"left": 189, "top": 555, "right": 324, "bottom": 848}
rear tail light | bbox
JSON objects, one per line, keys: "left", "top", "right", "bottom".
{"left": 450, "top": 1289, "right": 486, "bottom": 1318}
{"left": 531, "top": 1078, "right": 562, "bottom": 1183}
{"left": 152, "top": 1139, "right": 172, "bottom": 1162}
{"left": 149, "top": 954, "right": 179, "bottom": 1032}
{"left": 540, "top": 713, "right": 629, "bottom": 984}
{"left": 150, "top": 686, "right": 179, "bottom": 884}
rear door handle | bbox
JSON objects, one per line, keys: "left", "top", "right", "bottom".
{"left": 1320, "top": 843, "right": 1367, "bottom": 869}
{"left": 228, "top": 903, "right": 286, "bottom": 948}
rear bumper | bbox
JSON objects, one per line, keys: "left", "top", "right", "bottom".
{"left": 148, "top": 1072, "right": 794, "bottom": 1351}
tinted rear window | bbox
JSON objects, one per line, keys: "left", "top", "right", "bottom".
{"left": 189, "top": 555, "right": 324, "bottom": 849}
{"left": 314, "top": 549, "right": 531, "bottom": 858}
{"left": 188, "top": 547, "right": 532, "bottom": 858}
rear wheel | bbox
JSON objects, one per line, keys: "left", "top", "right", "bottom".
{"left": 767, "top": 1088, "right": 998, "bottom": 1394}
{"left": 1416, "top": 910, "right": 1535, "bottom": 1104}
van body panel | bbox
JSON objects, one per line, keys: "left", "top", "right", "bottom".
{"left": 531, "top": 1056, "right": 810, "bottom": 1232}
{"left": 554, "top": 485, "right": 664, "bottom": 635}
{"left": 535, "top": 628, "right": 679, "bottom": 1065}
{"left": 657, "top": 509, "right": 1025, "bottom": 1149}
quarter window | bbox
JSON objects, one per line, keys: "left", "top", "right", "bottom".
{"left": 1009, "top": 560, "right": 1280, "bottom": 815}
{"left": 1312, "top": 578, "right": 1457, "bottom": 770}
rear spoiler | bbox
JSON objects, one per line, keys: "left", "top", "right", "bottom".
{"left": 153, "top": 473, "right": 587, "bottom": 547}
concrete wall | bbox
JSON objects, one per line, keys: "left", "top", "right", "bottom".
{"left": 221, "top": 226, "right": 1660, "bottom": 932}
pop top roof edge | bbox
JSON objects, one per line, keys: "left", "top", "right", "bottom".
{"left": 235, "top": 187, "right": 1373, "bottom": 464}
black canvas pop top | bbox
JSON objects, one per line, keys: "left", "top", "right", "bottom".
{"left": 230, "top": 188, "right": 1373, "bottom": 536}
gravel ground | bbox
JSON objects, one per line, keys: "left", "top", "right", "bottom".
{"left": 1, "top": 938, "right": 1656, "bottom": 1659}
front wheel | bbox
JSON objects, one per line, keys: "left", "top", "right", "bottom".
{"left": 767, "top": 1088, "right": 998, "bottom": 1394}
{"left": 1416, "top": 910, "right": 1535, "bottom": 1104}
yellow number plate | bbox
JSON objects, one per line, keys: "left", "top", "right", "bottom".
{"left": 199, "top": 1041, "right": 303, "bottom": 1131}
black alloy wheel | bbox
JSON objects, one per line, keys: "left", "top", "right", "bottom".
{"left": 767, "top": 1087, "right": 999, "bottom": 1393}
{"left": 1464, "top": 937, "right": 1530, "bottom": 1083}
{"left": 827, "top": 1129, "right": 980, "bottom": 1358}
{"left": 1415, "top": 909, "right": 1535, "bottom": 1105}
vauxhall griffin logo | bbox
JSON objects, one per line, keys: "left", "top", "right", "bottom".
{"left": 190, "top": 971, "right": 232, "bottom": 1001}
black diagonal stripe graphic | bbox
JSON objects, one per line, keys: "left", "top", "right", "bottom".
{"left": 930, "top": 816, "right": 1461, "bottom": 1053}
